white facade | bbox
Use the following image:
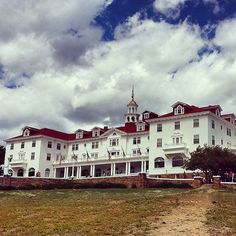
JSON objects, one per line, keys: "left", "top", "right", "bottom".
{"left": 3, "top": 96, "right": 236, "bottom": 179}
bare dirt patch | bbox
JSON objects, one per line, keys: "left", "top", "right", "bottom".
{"left": 148, "top": 189, "right": 235, "bottom": 236}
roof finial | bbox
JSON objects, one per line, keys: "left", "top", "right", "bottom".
{"left": 131, "top": 85, "right": 134, "bottom": 100}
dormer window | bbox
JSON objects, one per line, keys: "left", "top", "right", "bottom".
{"left": 216, "top": 109, "right": 220, "bottom": 117}
{"left": 144, "top": 113, "right": 149, "bottom": 119}
{"left": 92, "top": 129, "right": 100, "bottom": 137}
{"left": 23, "top": 129, "right": 30, "bottom": 136}
{"left": 76, "top": 132, "right": 83, "bottom": 139}
{"left": 137, "top": 124, "right": 144, "bottom": 132}
{"left": 174, "top": 105, "right": 184, "bottom": 115}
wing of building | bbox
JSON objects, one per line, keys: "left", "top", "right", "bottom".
{"left": 3, "top": 92, "right": 236, "bottom": 178}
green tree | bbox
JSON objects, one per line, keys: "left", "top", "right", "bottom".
{"left": 185, "top": 145, "right": 236, "bottom": 183}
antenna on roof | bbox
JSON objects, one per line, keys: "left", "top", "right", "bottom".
{"left": 131, "top": 85, "right": 134, "bottom": 100}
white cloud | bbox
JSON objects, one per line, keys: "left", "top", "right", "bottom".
{"left": 153, "top": 0, "right": 188, "bottom": 17}
{"left": 0, "top": 1, "right": 236, "bottom": 145}
{"left": 213, "top": 19, "right": 236, "bottom": 59}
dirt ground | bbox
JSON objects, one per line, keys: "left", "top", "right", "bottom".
{"left": 148, "top": 188, "right": 234, "bottom": 236}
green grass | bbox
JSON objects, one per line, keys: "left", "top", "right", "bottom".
{"left": 0, "top": 188, "right": 191, "bottom": 236}
{"left": 206, "top": 188, "right": 236, "bottom": 232}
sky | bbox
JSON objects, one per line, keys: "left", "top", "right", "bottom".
{"left": 1, "top": 0, "right": 236, "bottom": 143}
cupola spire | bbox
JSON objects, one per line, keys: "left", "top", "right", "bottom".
{"left": 124, "top": 86, "right": 140, "bottom": 123}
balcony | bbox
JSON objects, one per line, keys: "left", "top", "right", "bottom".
{"left": 10, "top": 159, "right": 27, "bottom": 169}
{"left": 163, "top": 143, "right": 189, "bottom": 158}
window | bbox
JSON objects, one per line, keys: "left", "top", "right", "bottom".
{"left": 48, "top": 141, "right": 52, "bottom": 148}
{"left": 212, "top": 136, "right": 215, "bottom": 145}
{"left": 212, "top": 120, "right": 215, "bottom": 129}
{"left": 133, "top": 137, "right": 141, "bottom": 145}
{"left": 9, "top": 155, "right": 13, "bottom": 162}
{"left": 174, "top": 121, "right": 180, "bottom": 130}
{"left": 56, "top": 143, "right": 61, "bottom": 150}
{"left": 137, "top": 125, "right": 144, "bottom": 131}
{"left": 174, "top": 105, "right": 184, "bottom": 115}
{"left": 157, "top": 124, "right": 162, "bottom": 132}
{"left": 45, "top": 168, "right": 50, "bottom": 178}
{"left": 46, "top": 153, "right": 51, "bottom": 161}
{"left": 111, "top": 151, "right": 120, "bottom": 157}
{"left": 21, "top": 142, "right": 25, "bottom": 149}
{"left": 157, "top": 138, "right": 162, "bottom": 147}
{"left": 10, "top": 143, "right": 14, "bottom": 150}
{"left": 32, "top": 140, "right": 36, "bottom": 147}
{"left": 221, "top": 139, "right": 223, "bottom": 145}
{"left": 92, "top": 141, "right": 99, "bottom": 149}
{"left": 227, "top": 128, "right": 231, "bottom": 136}
{"left": 23, "top": 129, "right": 30, "bottom": 136}
{"left": 75, "top": 144, "right": 79, "bottom": 150}
{"left": 72, "top": 144, "right": 75, "bottom": 151}
{"left": 28, "top": 168, "right": 35, "bottom": 177}
{"left": 154, "top": 157, "right": 165, "bottom": 168}
{"left": 193, "top": 135, "right": 199, "bottom": 144}
{"left": 193, "top": 119, "right": 199, "bottom": 128}
{"left": 172, "top": 136, "right": 183, "bottom": 145}
{"left": 91, "top": 153, "right": 98, "bottom": 159}
{"left": 93, "top": 130, "right": 99, "bottom": 137}
{"left": 110, "top": 138, "right": 119, "bottom": 146}
{"left": 132, "top": 149, "right": 141, "bottom": 156}
{"left": 172, "top": 156, "right": 184, "bottom": 167}
{"left": 76, "top": 132, "right": 83, "bottom": 139}
{"left": 31, "top": 152, "right": 35, "bottom": 160}
{"left": 144, "top": 113, "right": 149, "bottom": 119}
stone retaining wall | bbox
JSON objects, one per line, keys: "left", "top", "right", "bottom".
{"left": 0, "top": 173, "right": 202, "bottom": 190}
{"left": 213, "top": 176, "right": 236, "bottom": 189}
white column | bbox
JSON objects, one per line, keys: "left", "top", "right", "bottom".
{"left": 143, "top": 161, "right": 147, "bottom": 173}
{"left": 76, "top": 166, "right": 79, "bottom": 179}
{"left": 64, "top": 167, "right": 68, "bottom": 178}
{"left": 110, "top": 163, "right": 113, "bottom": 176}
{"left": 78, "top": 166, "right": 81, "bottom": 178}
{"left": 92, "top": 165, "right": 95, "bottom": 177}
{"left": 90, "top": 165, "right": 93, "bottom": 177}
{"left": 141, "top": 161, "right": 144, "bottom": 173}
{"left": 113, "top": 163, "right": 116, "bottom": 176}
{"left": 127, "top": 162, "right": 130, "bottom": 175}
{"left": 53, "top": 168, "right": 56, "bottom": 178}
{"left": 71, "top": 164, "right": 75, "bottom": 178}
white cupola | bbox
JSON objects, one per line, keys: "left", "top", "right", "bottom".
{"left": 124, "top": 86, "right": 140, "bottom": 123}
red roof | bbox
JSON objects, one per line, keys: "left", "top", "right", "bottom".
{"left": 157, "top": 103, "right": 221, "bottom": 119}
{"left": 117, "top": 122, "right": 149, "bottom": 133}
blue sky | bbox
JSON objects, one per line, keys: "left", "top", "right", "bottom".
{"left": 0, "top": 0, "right": 236, "bottom": 142}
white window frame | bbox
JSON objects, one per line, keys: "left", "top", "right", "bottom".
{"left": 174, "top": 105, "right": 184, "bottom": 115}
{"left": 92, "top": 141, "right": 99, "bottom": 149}
{"left": 156, "top": 138, "right": 162, "bottom": 147}
{"left": 193, "top": 135, "right": 199, "bottom": 144}
{"left": 157, "top": 124, "right": 162, "bottom": 132}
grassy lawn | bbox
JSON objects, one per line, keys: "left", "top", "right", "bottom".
{"left": 0, "top": 188, "right": 191, "bottom": 236}
{"left": 206, "top": 188, "right": 236, "bottom": 233}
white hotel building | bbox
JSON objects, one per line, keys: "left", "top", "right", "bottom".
{"left": 3, "top": 91, "right": 236, "bottom": 179}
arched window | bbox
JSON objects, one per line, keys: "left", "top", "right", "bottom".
{"left": 172, "top": 156, "right": 184, "bottom": 167}
{"left": 8, "top": 169, "right": 13, "bottom": 176}
{"left": 175, "top": 105, "right": 184, "bottom": 115}
{"left": 28, "top": 168, "right": 35, "bottom": 177}
{"left": 127, "top": 117, "right": 130, "bottom": 122}
{"left": 131, "top": 116, "right": 135, "bottom": 122}
{"left": 154, "top": 157, "right": 165, "bottom": 168}
{"left": 17, "top": 168, "right": 24, "bottom": 177}
{"left": 23, "top": 129, "right": 30, "bottom": 136}
{"left": 45, "top": 168, "right": 50, "bottom": 177}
